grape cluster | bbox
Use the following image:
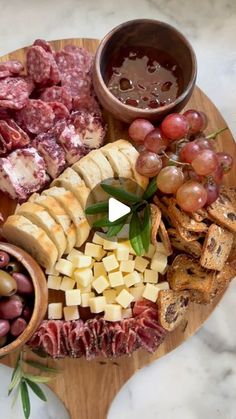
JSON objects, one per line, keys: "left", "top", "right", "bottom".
{"left": 128, "top": 110, "right": 233, "bottom": 212}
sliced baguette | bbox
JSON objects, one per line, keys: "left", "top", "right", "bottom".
{"left": 42, "top": 186, "right": 90, "bottom": 248}
{"left": 16, "top": 202, "right": 67, "bottom": 258}
{"left": 2, "top": 215, "right": 58, "bottom": 270}
{"left": 72, "top": 156, "right": 107, "bottom": 201}
{"left": 101, "top": 143, "right": 133, "bottom": 179}
{"left": 29, "top": 193, "right": 76, "bottom": 253}
{"left": 88, "top": 149, "right": 114, "bottom": 180}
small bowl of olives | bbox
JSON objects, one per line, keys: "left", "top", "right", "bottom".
{"left": 0, "top": 242, "right": 48, "bottom": 356}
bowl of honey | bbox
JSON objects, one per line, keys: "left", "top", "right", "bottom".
{"left": 93, "top": 19, "right": 197, "bottom": 123}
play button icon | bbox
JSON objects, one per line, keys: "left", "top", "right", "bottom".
{"left": 108, "top": 197, "right": 130, "bottom": 222}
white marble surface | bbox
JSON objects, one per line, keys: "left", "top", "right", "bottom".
{"left": 0, "top": 1, "right": 236, "bottom": 418}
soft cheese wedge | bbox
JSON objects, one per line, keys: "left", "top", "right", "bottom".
{"left": 16, "top": 202, "right": 67, "bottom": 258}
{"left": 2, "top": 215, "right": 58, "bottom": 270}
{"left": 42, "top": 186, "right": 90, "bottom": 247}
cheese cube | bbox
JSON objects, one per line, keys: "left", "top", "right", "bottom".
{"left": 65, "top": 289, "right": 81, "bottom": 306}
{"left": 55, "top": 258, "right": 74, "bottom": 277}
{"left": 89, "top": 296, "right": 106, "bottom": 313}
{"left": 116, "top": 289, "right": 134, "bottom": 308}
{"left": 116, "top": 285, "right": 128, "bottom": 294}
{"left": 63, "top": 306, "right": 80, "bottom": 321}
{"left": 77, "top": 283, "right": 92, "bottom": 293}
{"left": 119, "top": 260, "right": 135, "bottom": 273}
{"left": 124, "top": 271, "right": 140, "bottom": 288}
{"left": 104, "top": 304, "right": 122, "bottom": 322}
{"left": 81, "top": 292, "right": 95, "bottom": 307}
{"left": 134, "top": 273, "right": 143, "bottom": 286}
{"left": 85, "top": 242, "right": 103, "bottom": 259}
{"left": 74, "top": 268, "right": 93, "bottom": 287}
{"left": 145, "top": 244, "right": 156, "bottom": 259}
{"left": 47, "top": 275, "right": 62, "bottom": 290}
{"left": 72, "top": 254, "right": 92, "bottom": 269}
{"left": 144, "top": 269, "right": 158, "bottom": 284}
{"left": 156, "top": 281, "right": 170, "bottom": 291}
{"left": 46, "top": 266, "right": 59, "bottom": 276}
{"left": 60, "top": 276, "right": 75, "bottom": 291}
{"left": 116, "top": 243, "right": 129, "bottom": 261}
{"left": 95, "top": 249, "right": 106, "bottom": 262}
{"left": 93, "top": 262, "right": 107, "bottom": 278}
{"left": 103, "top": 289, "right": 117, "bottom": 304}
{"left": 134, "top": 256, "right": 149, "bottom": 273}
{"left": 108, "top": 271, "right": 124, "bottom": 287}
{"left": 122, "top": 308, "right": 133, "bottom": 319}
{"left": 142, "top": 283, "right": 159, "bottom": 303}
{"left": 103, "top": 239, "right": 117, "bottom": 250}
{"left": 129, "top": 285, "right": 145, "bottom": 301}
{"left": 103, "top": 254, "right": 119, "bottom": 272}
{"left": 119, "top": 240, "right": 136, "bottom": 255}
{"left": 48, "top": 303, "right": 62, "bottom": 319}
{"left": 151, "top": 252, "right": 168, "bottom": 273}
{"left": 155, "top": 242, "right": 168, "bottom": 255}
{"left": 129, "top": 254, "right": 134, "bottom": 260}
{"left": 67, "top": 248, "right": 83, "bottom": 265}
{"left": 92, "top": 275, "right": 109, "bottom": 294}
{"left": 92, "top": 232, "right": 105, "bottom": 246}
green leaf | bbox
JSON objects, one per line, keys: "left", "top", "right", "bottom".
{"left": 8, "top": 355, "right": 21, "bottom": 395}
{"left": 93, "top": 214, "right": 130, "bottom": 228}
{"left": 106, "top": 216, "right": 129, "bottom": 238}
{"left": 20, "top": 380, "right": 30, "bottom": 419}
{"left": 101, "top": 183, "right": 142, "bottom": 203}
{"left": 85, "top": 201, "right": 108, "bottom": 215}
{"left": 23, "top": 360, "right": 59, "bottom": 374}
{"left": 141, "top": 205, "right": 151, "bottom": 252}
{"left": 23, "top": 374, "right": 53, "bottom": 383}
{"left": 143, "top": 177, "right": 157, "bottom": 200}
{"left": 25, "top": 379, "right": 47, "bottom": 402}
{"left": 129, "top": 212, "right": 145, "bottom": 256}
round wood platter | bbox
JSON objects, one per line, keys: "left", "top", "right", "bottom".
{"left": 0, "top": 38, "right": 236, "bottom": 419}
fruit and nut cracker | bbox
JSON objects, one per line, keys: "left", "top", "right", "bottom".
{"left": 207, "top": 186, "right": 236, "bottom": 233}
{"left": 200, "top": 224, "right": 233, "bottom": 271}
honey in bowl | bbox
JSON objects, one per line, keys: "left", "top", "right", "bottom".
{"left": 106, "top": 46, "right": 184, "bottom": 109}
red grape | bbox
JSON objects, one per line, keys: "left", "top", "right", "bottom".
{"left": 162, "top": 151, "right": 180, "bottom": 167}
{"left": 191, "top": 149, "right": 218, "bottom": 175}
{"left": 136, "top": 151, "right": 162, "bottom": 177}
{"left": 195, "top": 137, "right": 213, "bottom": 150}
{"left": 144, "top": 128, "right": 168, "bottom": 154}
{"left": 184, "top": 168, "right": 202, "bottom": 182}
{"left": 204, "top": 181, "right": 220, "bottom": 206}
{"left": 128, "top": 119, "right": 154, "bottom": 143}
{"left": 180, "top": 141, "right": 201, "bottom": 163}
{"left": 156, "top": 166, "right": 185, "bottom": 194}
{"left": 183, "top": 109, "right": 208, "bottom": 135}
{"left": 216, "top": 152, "right": 233, "bottom": 173}
{"left": 176, "top": 181, "right": 207, "bottom": 212}
{"left": 208, "top": 165, "right": 224, "bottom": 184}
{"left": 161, "top": 113, "right": 189, "bottom": 141}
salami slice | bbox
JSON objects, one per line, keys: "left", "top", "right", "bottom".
{"left": 17, "top": 99, "right": 55, "bottom": 134}
{"left": 33, "top": 39, "right": 53, "bottom": 54}
{"left": 0, "top": 70, "right": 13, "bottom": 79}
{"left": 61, "top": 69, "right": 92, "bottom": 98}
{"left": 48, "top": 56, "right": 61, "bottom": 85}
{"left": 26, "top": 45, "right": 51, "bottom": 85}
{"left": 73, "top": 94, "right": 101, "bottom": 116}
{"left": 64, "top": 45, "right": 93, "bottom": 72}
{"left": 0, "top": 60, "right": 24, "bottom": 75}
{"left": 0, "top": 77, "right": 30, "bottom": 109}
{"left": 0, "top": 119, "right": 29, "bottom": 151}
{"left": 40, "top": 86, "right": 72, "bottom": 110}
{"left": 48, "top": 102, "right": 70, "bottom": 121}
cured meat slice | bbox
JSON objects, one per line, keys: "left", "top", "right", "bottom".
{"left": 71, "top": 110, "right": 106, "bottom": 149}
{"left": 48, "top": 102, "right": 70, "bottom": 121}
{"left": 64, "top": 45, "right": 93, "bottom": 72}
{"left": 132, "top": 299, "right": 158, "bottom": 316}
{"left": 16, "top": 99, "right": 55, "bottom": 134}
{"left": 0, "top": 77, "right": 30, "bottom": 109}
{"left": 40, "top": 86, "right": 72, "bottom": 110}
{"left": 48, "top": 55, "right": 61, "bottom": 85}
{"left": 61, "top": 69, "right": 92, "bottom": 98}
{"left": 33, "top": 39, "right": 53, "bottom": 54}
{"left": 72, "top": 94, "right": 101, "bottom": 116}
{"left": 0, "top": 60, "right": 24, "bottom": 75}
{"left": 0, "top": 119, "right": 29, "bottom": 154}
{"left": 26, "top": 45, "right": 51, "bottom": 85}
{"left": 33, "top": 133, "right": 66, "bottom": 178}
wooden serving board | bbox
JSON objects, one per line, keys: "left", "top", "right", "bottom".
{"left": 1, "top": 38, "right": 236, "bottom": 419}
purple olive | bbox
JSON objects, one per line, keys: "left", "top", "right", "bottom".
{"left": 0, "top": 319, "right": 10, "bottom": 337}
{"left": 0, "top": 296, "right": 23, "bottom": 319}
{"left": 0, "top": 251, "right": 10, "bottom": 268}
{"left": 22, "top": 306, "right": 32, "bottom": 321}
{"left": 12, "top": 273, "right": 34, "bottom": 295}
{"left": 10, "top": 318, "right": 27, "bottom": 337}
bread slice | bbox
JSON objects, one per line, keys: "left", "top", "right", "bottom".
{"left": 51, "top": 167, "right": 91, "bottom": 209}
{"left": 200, "top": 224, "right": 233, "bottom": 271}
{"left": 101, "top": 143, "right": 133, "bottom": 179}
{"left": 42, "top": 186, "right": 90, "bottom": 248}
{"left": 16, "top": 202, "right": 66, "bottom": 258}
{"left": 88, "top": 149, "right": 114, "bottom": 180}
{"left": 157, "top": 289, "right": 190, "bottom": 331}
{"left": 168, "top": 228, "right": 202, "bottom": 258}
{"left": 72, "top": 156, "right": 107, "bottom": 202}
{"left": 2, "top": 215, "right": 58, "bottom": 270}
{"left": 29, "top": 193, "right": 76, "bottom": 253}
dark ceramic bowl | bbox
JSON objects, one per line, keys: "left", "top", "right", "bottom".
{"left": 93, "top": 19, "right": 197, "bottom": 123}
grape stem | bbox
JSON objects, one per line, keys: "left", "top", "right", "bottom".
{"left": 206, "top": 127, "right": 228, "bottom": 140}
{"left": 161, "top": 150, "right": 190, "bottom": 167}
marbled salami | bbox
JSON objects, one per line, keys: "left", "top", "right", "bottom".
{"left": 26, "top": 46, "right": 51, "bottom": 85}
{"left": 40, "top": 86, "right": 72, "bottom": 110}
{"left": 16, "top": 99, "right": 55, "bottom": 134}
{"left": 0, "top": 77, "right": 30, "bottom": 110}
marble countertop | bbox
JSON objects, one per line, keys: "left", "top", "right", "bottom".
{"left": 0, "top": 0, "right": 235, "bottom": 418}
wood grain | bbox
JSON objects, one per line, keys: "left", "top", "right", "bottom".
{"left": 0, "top": 38, "right": 235, "bottom": 419}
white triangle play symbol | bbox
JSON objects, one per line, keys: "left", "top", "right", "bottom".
{"left": 108, "top": 197, "right": 130, "bottom": 222}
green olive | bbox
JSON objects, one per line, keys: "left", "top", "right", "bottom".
{"left": 5, "top": 260, "right": 23, "bottom": 274}
{"left": 0, "top": 270, "right": 17, "bottom": 297}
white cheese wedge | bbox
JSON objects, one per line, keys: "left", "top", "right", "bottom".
{"left": 48, "top": 303, "right": 63, "bottom": 319}
{"left": 104, "top": 304, "right": 122, "bottom": 322}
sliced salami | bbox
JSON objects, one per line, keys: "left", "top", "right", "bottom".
{"left": 0, "top": 60, "right": 24, "bottom": 75}
{"left": 0, "top": 119, "right": 29, "bottom": 152}
{"left": 40, "top": 86, "right": 72, "bottom": 110}
{"left": 61, "top": 69, "right": 92, "bottom": 98}
{"left": 16, "top": 99, "right": 55, "bottom": 134}
{"left": 48, "top": 102, "right": 70, "bottom": 121}
{"left": 64, "top": 45, "right": 93, "bottom": 72}
{"left": 26, "top": 45, "right": 51, "bottom": 85}
{"left": 72, "top": 94, "right": 101, "bottom": 116}
{"left": 48, "top": 56, "right": 61, "bottom": 85}
{"left": 33, "top": 39, "right": 53, "bottom": 54}
{"left": 0, "top": 77, "right": 30, "bottom": 109}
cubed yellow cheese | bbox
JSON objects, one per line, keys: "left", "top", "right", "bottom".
{"left": 144, "top": 244, "right": 156, "bottom": 259}
{"left": 103, "top": 254, "right": 119, "bottom": 272}
{"left": 47, "top": 275, "right": 62, "bottom": 290}
{"left": 150, "top": 252, "right": 168, "bottom": 273}
{"left": 103, "top": 289, "right": 117, "bottom": 304}
{"left": 60, "top": 276, "right": 75, "bottom": 291}
{"left": 89, "top": 296, "right": 106, "bottom": 313}
{"left": 93, "top": 262, "right": 107, "bottom": 278}
{"left": 72, "top": 254, "right": 92, "bottom": 268}
{"left": 134, "top": 273, "right": 143, "bottom": 286}
{"left": 156, "top": 281, "right": 170, "bottom": 291}
{"left": 48, "top": 303, "right": 62, "bottom": 319}
{"left": 92, "top": 232, "right": 105, "bottom": 245}
{"left": 108, "top": 271, "right": 124, "bottom": 287}
{"left": 95, "top": 249, "right": 107, "bottom": 262}
{"left": 85, "top": 242, "right": 103, "bottom": 258}
{"left": 63, "top": 306, "right": 80, "bottom": 321}
{"left": 124, "top": 271, "right": 140, "bottom": 287}
{"left": 46, "top": 266, "right": 59, "bottom": 276}
{"left": 81, "top": 292, "right": 95, "bottom": 307}
{"left": 77, "top": 283, "right": 92, "bottom": 293}
{"left": 104, "top": 304, "right": 122, "bottom": 322}
{"left": 116, "top": 243, "right": 129, "bottom": 261}
{"left": 103, "top": 239, "right": 117, "bottom": 250}
{"left": 119, "top": 260, "right": 135, "bottom": 273}
{"left": 142, "top": 283, "right": 159, "bottom": 303}
{"left": 67, "top": 248, "right": 83, "bottom": 265}
{"left": 65, "top": 289, "right": 81, "bottom": 306}
{"left": 74, "top": 268, "right": 93, "bottom": 287}
{"left": 116, "top": 285, "right": 128, "bottom": 294}
{"left": 92, "top": 275, "right": 109, "bottom": 294}
{"left": 129, "top": 284, "right": 145, "bottom": 301}
{"left": 144, "top": 269, "right": 158, "bottom": 284}
{"left": 119, "top": 240, "right": 136, "bottom": 255}
{"left": 116, "top": 289, "right": 134, "bottom": 308}
{"left": 134, "top": 256, "right": 149, "bottom": 273}
{"left": 55, "top": 258, "right": 74, "bottom": 277}
{"left": 155, "top": 242, "right": 168, "bottom": 255}
{"left": 122, "top": 308, "right": 133, "bottom": 319}
{"left": 129, "top": 254, "right": 134, "bottom": 260}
